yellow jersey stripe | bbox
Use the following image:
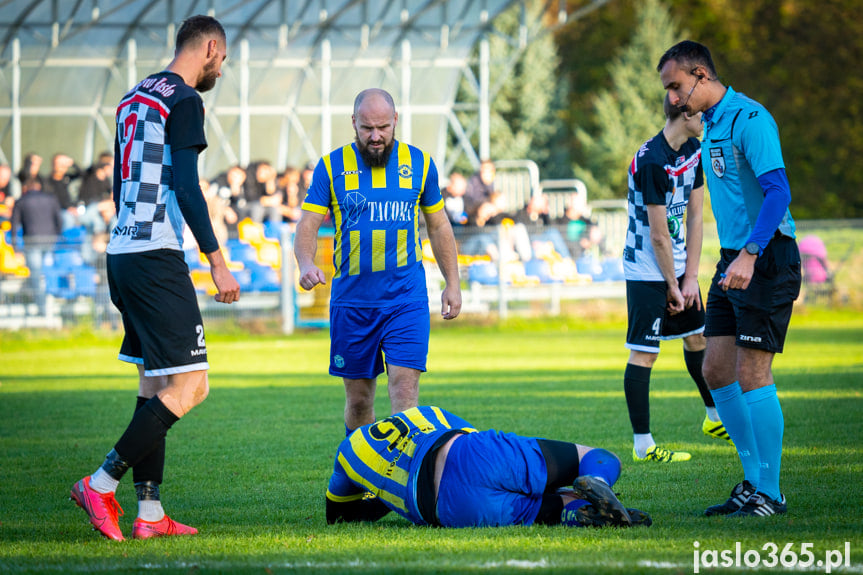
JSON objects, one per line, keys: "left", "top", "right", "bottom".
{"left": 372, "top": 229, "right": 386, "bottom": 272}
{"left": 343, "top": 146, "right": 359, "bottom": 191}
{"left": 326, "top": 490, "right": 364, "bottom": 503}
{"left": 421, "top": 198, "right": 445, "bottom": 214}
{"left": 344, "top": 441, "right": 408, "bottom": 512}
{"left": 397, "top": 229, "right": 408, "bottom": 267}
{"left": 302, "top": 203, "right": 328, "bottom": 215}
{"left": 339, "top": 452, "right": 406, "bottom": 512}
{"left": 398, "top": 143, "right": 412, "bottom": 189}
{"left": 323, "top": 155, "right": 343, "bottom": 279}
{"left": 420, "top": 150, "right": 430, "bottom": 192}
{"left": 372, "top": 166, "right": 386, "bottom": 188}
{"left": 349, "top": 230, "right": 360, "bottom": 276}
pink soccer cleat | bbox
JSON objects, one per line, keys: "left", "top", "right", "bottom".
{"left": 132, "top": 515, "right": 198, "bottom": 539}
{"left": 70, "top": 476, "right": 125, "bottom": 541}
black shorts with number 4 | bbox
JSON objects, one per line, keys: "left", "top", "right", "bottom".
{"left": 626, "top": 276, "right": 705, "bottom": 353}
{"left": 704, "top": 235, "right": 801, "bottom": 353}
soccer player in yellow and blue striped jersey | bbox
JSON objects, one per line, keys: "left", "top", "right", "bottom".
{"left": 295, "top": 89, "right": 461, "bottom": 432}
{"left": 326, "top": 406, "right": 650, "bottom": 528}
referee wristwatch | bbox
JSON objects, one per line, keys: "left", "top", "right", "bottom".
{"left": 744, "top": 241, "right": 760, "bottom": 256}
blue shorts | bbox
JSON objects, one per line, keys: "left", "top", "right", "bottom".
{"left": 329, "top": 300, "right": 430, "bottom": 379}
{"left": 436, "top": 431, "right": 547, "bottom": 527}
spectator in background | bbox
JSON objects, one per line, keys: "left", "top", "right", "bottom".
{"left": 515, "top": 193, "right": 572, "bottom": 260}
{"left": 10, "top": 178, "right": 62, "bottom": 311}
{"left": 556, "top": 192, "right": 602, "bottom": 261}
{"left": 442, "top": 172, "right": 469, "bottom": 226}
{"left": 278, "top": 166, "right": 303, "bottom": 225}
{"left": 211, "top": 165, "right": 245, "bottom": 234}
{"left": 201, "top": 178, "right": 232, "bottom": 245}
{"left": 464, "top": 159, "right": 500, "bottom": 223}
{"left": 244, "top": 160, "right": 282, "bottom": 226}
{"left": 298, "top": 162, "right": 314, "bottom": 206}
{"left": 0, "top": 163, "right": 15, "bottom": 221}
{"left": 78, "top": 160, "right": 113, "bottom": 207}
{"left": 17, "top": 153, "right": 45, "bottom": 191}
{"left": 43, "top": 153, "right": 82, "bottom": 230}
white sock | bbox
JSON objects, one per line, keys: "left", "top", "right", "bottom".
{"left": 89, "top": 468, "right": 119, "bottom": 494}
{"left": 633, "top": 433, "right": 655, "bottom": 458}
{"left": 138, "top": 500, "right": 165, "bottom": 522}
{"left": 706, "top": 407, "right": 720, "bottom": 422}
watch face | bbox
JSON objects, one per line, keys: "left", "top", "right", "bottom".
{"left": 745, "top": 242, "right": 759, "bottom": 255}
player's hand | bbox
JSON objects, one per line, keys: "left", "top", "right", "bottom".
{"left": 298, "top": 264, "right": 326, "bottom": 291}
{"left": 212, "top": 266, "right": 241, "bottom": 304}
{"left": 719, "top": 253, "right": 756, "bottom": 291}
{"left": 666, "top": 284, "right": 685, "bottom": 315}
{"left": 680, "top": 276, "right": 701, "bottom": 311}
{"left": 441, "top": 284, "right": 462, "bottom": 320}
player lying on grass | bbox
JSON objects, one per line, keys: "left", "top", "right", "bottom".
{"left": 326, "top": 406, "right": 650, "bottom": 528}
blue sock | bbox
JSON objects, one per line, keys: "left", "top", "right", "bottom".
{"left": 710, "top": 382, "right": 760, "bottom": 486}
{"left": 560, "top": 499, "right": 591, "bottom": 527}
{"left": 345, "top": 423, "right": 354, "bottom": 437}
{"left": 744, "top": 385, "right": 784, "bottom": 501}
{"left": 578, "top": 448, "right": 621, "bottom": 486}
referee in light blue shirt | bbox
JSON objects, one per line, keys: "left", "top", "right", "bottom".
{"left": 657, "top": 41, "right": 801, "bottom": 518}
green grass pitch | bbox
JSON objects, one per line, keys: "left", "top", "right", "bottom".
{"left": 1, "top": 309, "right": 861, "bottom": 574}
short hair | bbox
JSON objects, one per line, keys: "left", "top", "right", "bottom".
{"left": 657, "top": 40, "right": 717, "bottom": 78}
{"left": 353, "top": 89, "right": 395, "bottom": 116}
{"left": 663, "top": 93, "right": 683, "bottom": 121}
{"left": 176, "top": 15, "right": 225, "bottom": 53}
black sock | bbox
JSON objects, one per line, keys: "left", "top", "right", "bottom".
{"left": 112, "top": 396, "right": 179, "bottom": 475}
{"left": 537, "top": 439, "right": 581, "bottom": 491}
{"left": 683, "top": 349, "right": 714, "bottom": 407}
{"left": 624, "top": 364, "right": 651, "bottom": 434}
{"left": 132, "top": 396, "right": 166, "bottom": 486}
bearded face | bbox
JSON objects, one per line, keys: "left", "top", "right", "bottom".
{"left": 355, "top": 132, "right": 395, "bottom": 168}
{"left": 196, "top": 57, "right": 220, "bottom": 92}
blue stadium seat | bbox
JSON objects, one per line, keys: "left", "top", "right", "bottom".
{"left": 468, "top": 261, "right": 500, "bottom": 285}
{"left": 50, "top": 248, "right": 85, "bottom": 270}
{"left": 246, "top": 262, "right": 281, "bottom": 292}
{"left": 229, "top": 242, "right": 258, "bottom": 264}
{"left": 57, "top": 226, "right": 87, "bottom": 248}
{"left": 524, "top": 258, "right": 561, "bottom": 284}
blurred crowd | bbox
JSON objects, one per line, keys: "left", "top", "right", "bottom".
{"left": 2, "top": 152, "right": 616, "bottom": 297}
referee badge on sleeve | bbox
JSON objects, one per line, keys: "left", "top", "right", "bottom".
{"left": 710, "top": 148, "right": 725, "bottom": 178}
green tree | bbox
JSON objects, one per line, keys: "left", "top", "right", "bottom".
{"left": 572, "top": 0, "right": 682, "bottom": 199}
{"left": 449, "top": 1, "right": 566, "bottom": 177}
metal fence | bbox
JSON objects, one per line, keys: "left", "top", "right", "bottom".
{"left": 2, "top": 217, "right": 860, "bottom": 332}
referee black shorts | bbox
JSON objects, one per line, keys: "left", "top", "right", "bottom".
{"left": 107, "top": 249, "right": 209, "bottom": 376}
{"left": 704, "top": 235, "right": 801, "bottom": 353}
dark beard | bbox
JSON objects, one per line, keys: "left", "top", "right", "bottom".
{"left": 196, "top": 61, "right": 219, "bottom": 93}
{"left": 356, "top": 136, "right": 394, "bottom": 168}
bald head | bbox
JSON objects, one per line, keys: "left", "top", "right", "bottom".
{"left": 352, "top": 89, "right": 398, "bottom": 167}
{"left": 353, "top": 89, "right": 395, "bottom": 116}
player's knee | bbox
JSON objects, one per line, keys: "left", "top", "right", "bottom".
{"left": 579, "top": 448, "right": 621, "bottom": 487}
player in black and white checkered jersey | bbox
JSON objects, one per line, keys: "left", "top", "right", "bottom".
{"left": 621, "top": 94, "right": 732, "bottom": 465}
{"left": 70, "top": 15, "right": 240, "bottom": 541}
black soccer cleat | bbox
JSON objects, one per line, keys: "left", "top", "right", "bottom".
{"left": 571, "top": 475, "right": 632, "bottom": 527}
{"left": 625, "top": 507, "right": 653, "bottom": 527}
{"left": 704, "top": 480, "right": 756, "bottom": 516}
{"left": 730, "top": 492, "right": 787, "bottom": 517}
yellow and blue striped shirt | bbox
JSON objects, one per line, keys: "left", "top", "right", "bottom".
{"left": 326, "top": 406, "right": 476, "bottom": 525}
{"left": 302, "top": 141, "right": 444, "bottom": 307}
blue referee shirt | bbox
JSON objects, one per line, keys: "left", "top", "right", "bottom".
{"left": 702, "top": 86, "right": 796, "bottom": 250}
